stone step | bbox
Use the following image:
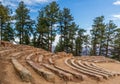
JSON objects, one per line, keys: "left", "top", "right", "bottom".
{"left": 91, "top": 63, "right": 120, "bottom": 76}
{"left": 27, "top": 60, "right": 55, "bottom": 82}
{"left": 0, "top": 49, "right": 17, "bottom": 57}
{"left": 12, "top": 58, "right": 32, "bottom": 82}
{"left": 72, "top": 59, "right": 109, "bottom": 79}
{"left": 48, "top": 58, "right": 54, "bottom": 64}
{"left": 43, "top": 64, "right": 73, "bottom": 81}
{"left": 65, "top": 58, "right": 103, "bottom": 81}
{"left": 38, "top": 55, "right": 43, "bottom": 63}
{"left": 83, "top": 62, "right": 114, "bottom": 76}
{"left": 54, "top": 64, "right": 86, "bottom": 81}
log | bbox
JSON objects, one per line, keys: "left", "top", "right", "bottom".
{"left": 38, "top": 55, "right": 43, "bottom": 63}
{"left": 12, "top": 58, "right": 32, "bottom": 82}
{"left": 27, "top": 60, "right": 55, "bottom": 82}
{"left": 54, "top": 65, "right": 86, "bottom": 80}
{"left": 43, "top": 64, "right": 73, "bottom": 81}
{"left": 65, "top": 58, "right": 103, "bottom": 81}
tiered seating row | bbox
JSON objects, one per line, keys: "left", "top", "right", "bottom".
{"left": 54, "top": 65, "right": 86, "bottom": 80}
{"left": 38, "top": 55, "right": 43, "bottom": 63}
{"left": 69, "top": 58, "right": 103, "bottom": 80}
{"left": 64, "top": 58, "right": 120, "bottom": 81}
{"left": 0, "top": 49, "right": 17, "bottom": 57}
{"left": 83, "top": 62, "right": 115, "bottom": 76}
{"left": 43, "top": 64, "right": 73, "bottom": 81}
{"left": 77, "top": 61, "right": 114, "bottom": 77}
{"left": 48, "top": 58, "right": 54, "bottom": 64}
{"left": 64, "top": 58, "right": 99, "bottom": 80}
{"left": 1, "top": 41, "right": 120, "bottom": 83}
{"left": 12, "top": 58, "right": 32, "bottom": 82}
{"left": 71, "top": 59, "right": 109, "bottom": 79}
{"left": 78, "top": 56, "right": 116, "bottom": 63}
{"left": 90, "top": 63, "right": 120, "bottom": 76}
{"left": 27, "top": 60, "right": 55, "bottom": 82}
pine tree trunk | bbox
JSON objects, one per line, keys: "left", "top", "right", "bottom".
{"left": 37, "top": 35, "right": 40, "bottom": 47}
{"left": 48, "top": 31, "right": 50, "bottom": 51}
{"left": 50, "top": 24, "right": 52, "bottom": 52}
{"left": 20, "top": 31, "right": 22, "bottom": 44}
{"left": 41, "top": 33, "right": 43, "bottom": 48}
{"left": 106, "top": 40, "right": 109, "bottom": 57}
{"left": 0, "top": 22, "right": 2, "bottom": 41}
{"left": 99, "top": 43, "right": 102, "bottom": 56}
{"left": 20, "top": 23, "right": 24, "bottom": 44}
{"left": 60, "top": 26, "right": 63, "bottom": 51}
{"left": 93, "top": 43, "right": 96, "bottom": 55}
{"left": 75, "top": 42, "right": 78, "bottom": 56}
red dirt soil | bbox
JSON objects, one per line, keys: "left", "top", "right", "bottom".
{"left": 0, "top": 41, "right": 120, "bottom": 84}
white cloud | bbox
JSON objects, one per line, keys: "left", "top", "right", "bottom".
{"left": 113, "top": 0, "right": 120, "bottom": 5}
{"left": 0, "top": 0, "right": 57, "bottom": 7}
{"left": 30, "top": 9, "right": 38, "bottom": 12}
{"left": 112, "top": 14, "right": 120, "bottom": 20}
{"left": 53, "top": 34, "right": 60, "bottom": 46}
{"left": 0, "top": 0, "right": 18, "bottom": 7}
{"left": 19, "top": 0, "right": 48, "bottom": 5}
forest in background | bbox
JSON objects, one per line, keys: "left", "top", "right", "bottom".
{"left": 0, "top": 1, "right": 120, "bottom": 60}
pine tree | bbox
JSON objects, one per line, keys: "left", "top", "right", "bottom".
{"left": 112, "top": 28, "right": 120, "bottom": 60}
{"left": 0, "top": 2, "right": 11, "bottom": 41}
{"left": 105, "top": 20, "right": 117, "bottom": 57}
{"left": 62, "top": 8, "right": 74, "bottom": 52}
{"left": 54, "top": 39, "right": 63, "bottom": 52}
{"left": 83, "top": 34, "right": 90, "bottom": 56}
{"left": 36, "top": 8, "right": 49, "bottom": 50}
{"left": 32, "top": 28, "right": 37, "bottom": 47}
{"left": 55, "top": 8, "right": 77, "bottom": 53}
{"left": 3, "top": 22, "right": 14, "bottom": 41}
{"left": 15, "top": 1, "right": 34, "bottom": 44}
{"left": 75, "top": 28, "right": 86, "bottom": 56}
{"left": 90, "top": 16, "right": 106, "bottom": 56}
{"left": 44, "top": 1, "right": 59, "bottom": 51}
{"left": 68, "top": 22, "right": 78, "bottom": 53}
{"left": 57, "top": 10, "right": 64, "bottom": 51}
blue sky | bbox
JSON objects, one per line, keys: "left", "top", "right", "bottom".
{"left": 1, "top": 0, "right": 120, "bottom": 30}
{"left": 57, "top": 0, "right": 120, "bottom": 30}
{"left": 1, "top": 0, "right": 120, "bottom": 45}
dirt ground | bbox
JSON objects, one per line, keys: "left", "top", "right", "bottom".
{"left": 0, "top": 42, "right": 120, "bottom": 84}
{"left": 0, "top": 54, "right": 120, "bottom": 84}
{"left": 55, "top": 57, "right": 120, "bottom": 84}
{"left": 0, "top": 53, "right": 120, "bottom": 84}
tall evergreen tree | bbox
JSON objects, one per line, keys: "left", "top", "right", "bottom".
{"left": 105, "top": 20, "right": 117, "bottom": 57}
{"left": 15, "top": 1, "right": 34, "bottom": 44}
{"left": 57, "top": 10, "right": 64, "bottom": 51}
{"left": 83, "top": 34, "right": 90, "bottom": 56}
{"left": 0, "top": 2, "right": 11, "bottom": 41}
{"left": 62, "top": 8, "right": 74, "bottom": 52}
{"left": 44, "top": 1, "right": 59, "bottom": 51}
{"left": 54, "top": 39, "right": 63, "bottom": 52}
{"left": 31, "top": 27, "right": 37, "bottom": 47}
{"left": 67, "top": 22, "right": 78, "bottom": 53}
{"left": 56, "top": 22, "right": 78, "bottom": 53}
{"left": 3, "top": 22, "right": 14, "bottom": 41}
{"left": 36, "top": 8, "right": 49, "bottom": 50}
{"left": 90, "top": 16, "right": 106, "bottom": 56}
{"left": 112, "top": 28, "right": 120, "bottom": 60}
{"left": 75, "top": 28, "right": 86, "bottom": 56}
{"left": 55, "top": 8, "right": 77, "bottom": 53}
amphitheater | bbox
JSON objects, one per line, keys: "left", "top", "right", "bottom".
{"left": 0, "top": 41, "right": 120, "bottom": 84}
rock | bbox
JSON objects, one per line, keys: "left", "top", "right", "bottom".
{"left": 12, "top": 58, "right": 32, "bottom": 82}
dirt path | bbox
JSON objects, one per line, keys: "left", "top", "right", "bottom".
{"left": 96, "top": 63, "right": 120, "bottom": 72}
